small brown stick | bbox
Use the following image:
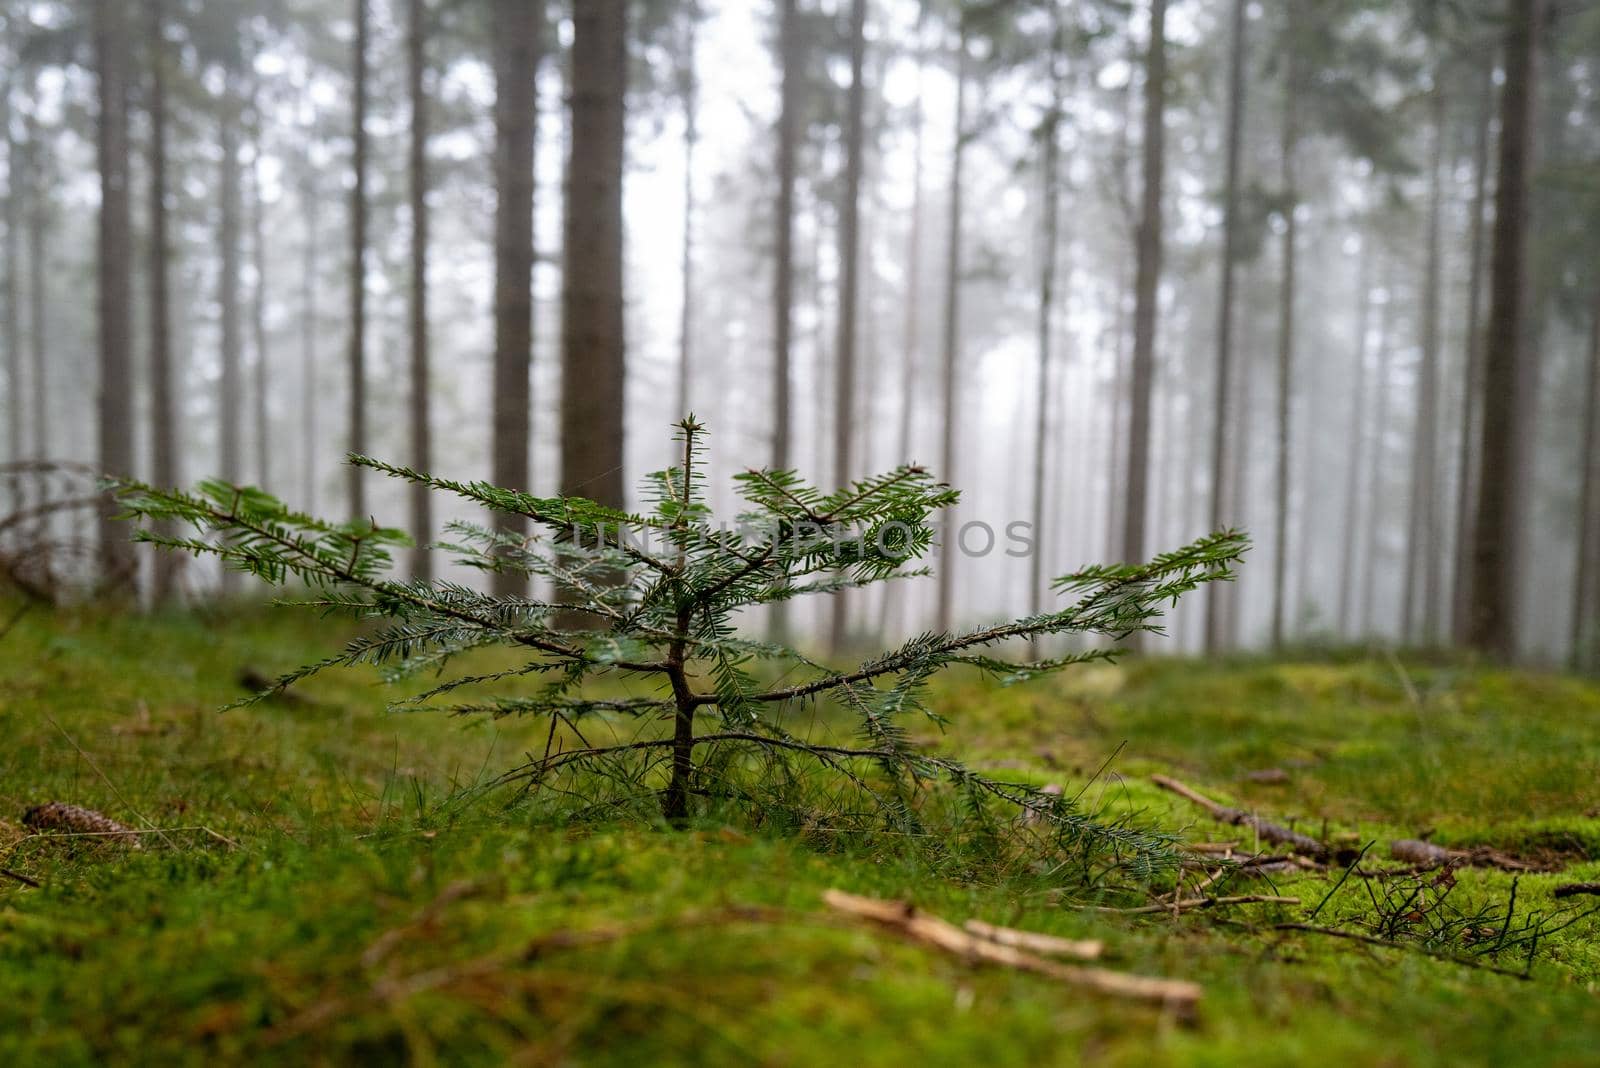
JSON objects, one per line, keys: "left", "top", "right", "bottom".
{"left": 1389, "top": 839, "right": 1536, "bottom": 873}
{"left": 823, "top": 890, "right": 1201, "bottom": 1018}
{"left": 961, "top": 919, "right": 1103, "bottom": 960}
{"left": 1152, "top": 774, "right": 1326, "bottom": 858}
{"left": 1552, "top": 883, "right": 1600, "bottom": 899}
{"left": 1092, "top": 895, "right": 1300, "bottom": 916}
{"left": 1, "top": 868, "right": 40, "bottom": 888}
{"left": 1182, "top": 842, "right": 1241, "bottom": 855}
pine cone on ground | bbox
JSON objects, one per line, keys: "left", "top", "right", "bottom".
{"left": 21, "top": 803, "right": 144, "bottom": 848}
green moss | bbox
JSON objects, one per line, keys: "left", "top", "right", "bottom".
{"left": 1, "top": 602, "right": 1597, "bottom": 1065}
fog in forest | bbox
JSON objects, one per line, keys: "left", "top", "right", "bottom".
{"left": 2, "top": 0, "right": 1596, "bottom": 666}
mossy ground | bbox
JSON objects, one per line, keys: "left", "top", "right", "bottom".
{"left": 1, "top": 602, "right": 1597, "bottom": 1065}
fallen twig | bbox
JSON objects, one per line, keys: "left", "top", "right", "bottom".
{"left": 823, "top": 889, "right": 1201, "bottom": 1018}
{"left": 1, "top": 868, "right": 40, "bottom": 888}
{"left": 1153, "top": 774, "right": 1326, "bottom": 858}
{"left": 1552, "top": 883, "right": 1600, "bottom": 899}
{"left": 1093, "top": 894, "right": 1301, "bottom": 916}
{"left": 1389, "top": 839, "right": 1537, "bottom": 873}
{"left": 961, "top": 919, "right": 1103, "bottom": 960}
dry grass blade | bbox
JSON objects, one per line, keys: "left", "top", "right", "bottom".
{"left": 822, "top": 890, "right": 1201, "bottom": 1019}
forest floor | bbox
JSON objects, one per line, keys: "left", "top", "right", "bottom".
{"left": 1, "top": 602, "right": 1598, "bottom": 1066}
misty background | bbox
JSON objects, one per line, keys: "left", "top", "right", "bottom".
{"left": 1, "top": 0, "right": 1595, "bottom": 664}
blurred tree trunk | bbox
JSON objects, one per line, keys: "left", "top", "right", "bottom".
{"left": 249, "top": 79, "right": 270, "bottom": 492}
{"left": 93, "top": 0, "right": 134, "bottom": 585}
{"left": 560, "top": 0, "right": 627, "bottom": 510}
{"left": 347, "top": 0, "right": 369, "bottom": 519}
{"left": 1204, "top": 0, "right": 1247, "bottom": 653}
{"left": 675, "top": 4, "right": 698, "bottom": 423}
{"left": 935, "top": 27, "right": 970, "bottom": 634}
{"left": 1468, "top": 0, "right": 1542, "bottom": 659}
{"left": 829, "top": 0, "right": 867, "bottom": 652}
{"left": 408, "top": 0, "right": 433, "bottom": 582}
{"left": 1029, "top": 1, "right": 1066, "bottom": 653}
{"left": 490, "top": 0, "right": 538, "bottom": 595}
{"left": 147, "top": 0, "right": 182, "bottom": 599}
{"left": 1452, "top": 65, "right": 1494, "bottom": 643}
{"left": 1270, "top": 1, "right": 1297, "bottom": 648}
{"left": 1361, "top": 269, "right": 1394, "bottom": 637}
{"left": 1121, "top": 0, "right": 1167, "bottom": 581}
{"left": 1573, "top": 289, "right": 1600, "bottom": 669}
{"left": 770, "top": 0, "right": 800, "bottom": 640}
{"left": 25, "top": 110, "right": 45, "bottom": 461}
{"left": 299, "top": 139, "right": 319, "bottom": 512}
{"left": 3, "top": 76, "right": 19, "bottom": 464}
{"left": 1336, "top": 236, "right": 1371, "bottom": 637}
{"left": 1404, "top": 89, "right": 1446, "bottom": 644}
{"left": 219, "top": 72, "right": 243, "bottom": 492}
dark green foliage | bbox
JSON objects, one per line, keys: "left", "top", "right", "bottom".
{"left": 116, "top": 419, "right": 1246, "bottom": 881}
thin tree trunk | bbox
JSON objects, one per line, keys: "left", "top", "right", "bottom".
{"left": 93, "top": 0, "right": 134, "bottom": 585}
{"left": 1404, "top": 89, "right": 1446, "bottom": 644}
{"left": 1452, "top": 64, "right": 1494, "bottom": 642}
{"left": 1572, "top": 289, "right": 1600, "bottom": 669}
{"left": 408, "top": 0, "right": 433, "bottom": 581}
{"left": 1336, "top": 235, "right": 1371, "bottom": 637}
{"left": 935, "top": 30, "right": 969, "bottom": 634}
{"left": 769, "top": 0, "right": 801, "bottom": 640}
{"left": 25, "top": 110, "right": 45, "bottom": 461}
{"left": 1028, "top": 2, "right": 1067, "bottom": 655}
{"left": 347, "top": 0, "right": 369, "bottom": 519}
{"left": 490, "top": 0, "right": 538, "bottom": 594}
{"left": 1467, "top": 0, "right": 1542, "bottom": 659}
{"left": 774, "top": 0, "right": 800, "bottom": 475}
{"left": 560, "top": 0, "right": 627, "bottom": 512}
{"left": 300, "top": 154, "right": 319, "bottom": 512}
{"left": 675, "top": 6, "right": 698, "bottom": 422}
{"left": 148, "top": 0, "right": 181, "bottom": 599}
{"left": 249, "top": 78, "right": 270, "bottom": 491}
{"left": 1362, "top": 276, "right": 1395, "bottom": 637}
{"left": 219, "top": 75, "right": 243, "bottom": 490}
{"left": 829, "top": 0, "right": 867, "bottom": 652}
{"left": 1270, "top": 4, "right": 1297, "bottom": 647}
{"left": 2, "top": 76, "right": 20, "bottom": 465}
{"left": 1121, "top": 0, "right": 1167, "bottom": 575}
{"left": 1205, "top": 0, "right": 1248, "bottom": 653}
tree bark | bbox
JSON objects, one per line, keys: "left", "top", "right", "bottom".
{"left": 147, "top": 0, "right": 181, "bottom": 599}
{"left": 408, "top": 0, "right": 433, "bottom": 582}
{"left": 829, "top": 0, "right": 868, "bottom": 652}
{"left": 299, "top": 138, "right": 319, "bottom": 513}
{"left": 1270, "top": 2, "right": 1297, "bottom": 648}
{"left": 1362, "top": 274, "right": 1395, "bottom": 637}
{"left": 1121, "top": 0, "right": 1167, "bottom": 576}
{"left": 1467, "top": 0, "right": 1542, "bottom": 659}
{"left": 935, "top": 30, "right": 969, "bottom": 634}
{"left": 773, "top": 0, "right": 800, "bottom": 476}
{"left": 560, "top": 0, "right": 627, "bottom": 513}
{"left": 490, "top": 0, "right": 538, "bottom": 595}
{"left": 1205, "top": 0, "right": 1248, "bottom": 653}
{"left": 347, "top": 0, "right": 369, "bottom": 520}
{"left": 93, "top": 0, "right": 134, "bottom": 586}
